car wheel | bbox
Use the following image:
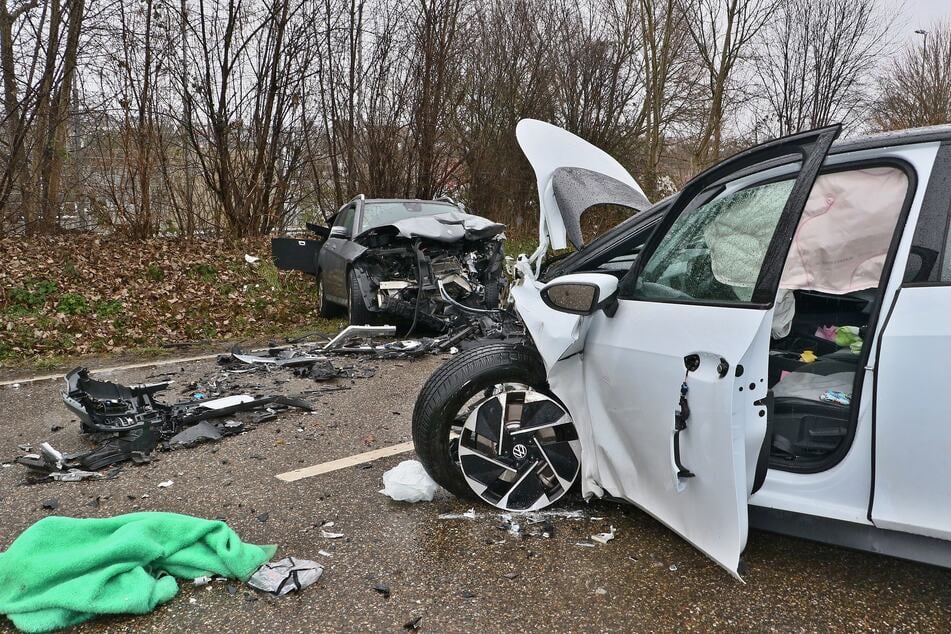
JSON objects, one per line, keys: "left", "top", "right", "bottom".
{"left": 347, "top": 267, "right": 377, "bottom": 325}
{"left": 317, "top": 272, "right": 343, "bottom": 318}
{"left": 412, "top": 343, "right": 581, "bottom": 510}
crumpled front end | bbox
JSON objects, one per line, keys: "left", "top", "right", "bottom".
{"left": 351, "top": 218, "right": 507, "bottom": 331}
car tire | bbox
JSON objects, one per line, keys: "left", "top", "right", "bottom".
{"left": 347, "top": 267, "right": 377, "bottom": 326}
{"left": 412, "top": 342, "right": 551, "bottom": 500}
{"left": 317, "top": 272, "right": 344, "bottom": 318}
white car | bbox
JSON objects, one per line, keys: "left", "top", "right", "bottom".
{"left": 413, "top": 119, "right": 951, "bottom": 577}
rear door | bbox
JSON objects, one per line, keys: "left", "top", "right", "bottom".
{"left": 872, "top": 142, "right": 951, "bottom": 542}
{"left": 542, "top": 127, "right": 840, "bottom": 577}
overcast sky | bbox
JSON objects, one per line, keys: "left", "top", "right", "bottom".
{"left": 895, "top": 0, "right": 951, "bottom": 40}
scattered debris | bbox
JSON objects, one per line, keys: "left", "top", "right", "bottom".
{"left": 437, "top": 508, "right": 479, "bottom": 520}
{"left": 373, "top": 583, "right": 391, "bottom": 599}
{"left": 50, "top": 469, "right": 102, "bottom": 482}
{"left": 594, "top": 587, "right": 607, "bottom": 595}
{"left": 591, "top": 526, "right": 616, "bottom": 545}
{"left": 380, "top": 460, "right": 439, "bottom": 503}
{"left": 668, "top": 564, "right": 678, "bottom": 572}
{"left": 320, "top": 529, "right": 345, "bottom": 539}
{"left": 404, "top": 616, "right": 423, "bottom": 630}
{"left": 502, "top": 572, "right": 519, "bottom": 580}
{"left": 193, "top": 576, "right": 213, "bottom": 586}
{"left": 247, "top": 556, "right": 323, "bottom": 596}
{"left": 158, "top": 480, "right": 174, "bottom": 488}
{"left": 14, "top": 367, "right": 312, "bottom": 480}
{"left": 244, "top": 254, "right": 260, "bottom": 265}
{"left": 575, "top": 542, "right": 596, "bottom": 548}
{"left": 41, "top": 499, "right": 59, "bottom": 511}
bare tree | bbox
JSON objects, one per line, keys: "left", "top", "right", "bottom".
{"left": 753, "top": 0, "right": 891, "bottom": 137}
{"left": 679, "top": 0, "right": 772, "bottom": 170}
{"left": 873, "top": 22, "right": 951, "bottom": 131}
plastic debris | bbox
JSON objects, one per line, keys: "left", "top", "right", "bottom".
{"left": 193, "top": 576, "right": 212, "bottom": 586}
{"left": 668, "top": 564, "right": 678, "bottom": 572}
{"left": 320, "top": 529, "right": 344, "bottom": 539}
{"left": 50, "top": 469, "right": 102, "bottom": 482}
{"left": 437, "top": 508, "right": 480, "bottom": 520}
{"left": 575, "top": 542, "right": 596, "bottom": 548}
{"left": 379, "top": 460, "right": 439, "bottom": 503}
{"left": 247, "top": 556, "right": 323, "bottom": 596}
{"left": 595, "top": 587, "right": 607, "bottom": 595}
{"left": 158, "top": 480, "right": 174, "bottom": 488}
{"left": 244, "top": 254, "right": 261, "bottom": 265}
{"left": 591, "top": 526, "right": 616, "bottom": 545}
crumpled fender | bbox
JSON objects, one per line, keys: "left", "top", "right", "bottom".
{"left": 510, "top": 259, "right": 605, "bottom": 499}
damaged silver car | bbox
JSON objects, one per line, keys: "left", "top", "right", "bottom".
{"left": 273, "top": 197, "right": 506, "bottom": 331}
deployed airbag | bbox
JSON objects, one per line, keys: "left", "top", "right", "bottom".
{"left": 706, "top": 167, "right": 908, "bottom": 295}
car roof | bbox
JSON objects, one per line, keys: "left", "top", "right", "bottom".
{"left": 831, "top": 124, "right": 951, "bottom": 154}
{"left": 361, "top": 198, "right": 458, "bottom": 205}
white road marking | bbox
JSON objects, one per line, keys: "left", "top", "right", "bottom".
{"left": 275, "top": 441, "right": 415, "bottom": 482}
{"left": 0, "top": 341, "right": 328, "bottom": 387}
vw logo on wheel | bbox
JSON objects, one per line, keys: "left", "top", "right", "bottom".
{"left": 512, "top": 443, "right": 528, "bottom": 459}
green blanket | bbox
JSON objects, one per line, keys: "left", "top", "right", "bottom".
{"left": 0, "top": 512, "right": 276, "bottom": 633}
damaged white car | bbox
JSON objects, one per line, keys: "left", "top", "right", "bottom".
{"left": 413, "top": 119, "right": 951, "bottom": 576}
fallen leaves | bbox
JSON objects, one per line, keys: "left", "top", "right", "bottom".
{"left": 0, "top": 234, "right": 339, "bottom": 362}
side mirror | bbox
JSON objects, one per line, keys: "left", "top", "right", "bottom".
{"left": 540, "top": 273, "right": 619, "bottom": 316}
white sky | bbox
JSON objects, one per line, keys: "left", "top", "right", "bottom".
{"left": 894, "top": 0, "right": 951, "bottom": 40}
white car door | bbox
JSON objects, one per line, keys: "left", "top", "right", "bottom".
{"left": 521, "top": 126, "right": 840, "bottom": 577}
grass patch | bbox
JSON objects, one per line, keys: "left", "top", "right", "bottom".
{"left": 256, "top": 261, "right": 281, "bottom": 290}
{"left": 56, "top": 292, "right": 89, "bottom": 315}
{"left": 189, "top": 263, "right": 218, "bottom": 282}
{"left": 95, "top": 299, "right": 124, "bottom": 317}
{"left": 146, "top": 264, "right": 165, "bottom": 281}
{"left": 8, "top": 279, "right": 58, "bottom": 312}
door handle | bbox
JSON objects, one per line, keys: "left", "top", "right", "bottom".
{"left": 673, "top": 382, "right": 696, "bottom": 479}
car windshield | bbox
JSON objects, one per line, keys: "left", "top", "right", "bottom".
{"left": 359, "top": 201, "right": 457, "bottom": 233}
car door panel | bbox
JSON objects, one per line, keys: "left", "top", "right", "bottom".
{"left": 516, "top": 125, "right": 840, "bottom": 576}
{"left": 873, "top": 286, "right": 951, "bottom": 540}
{"left": 318, "top": 204, "right": 357, "bottom": 300}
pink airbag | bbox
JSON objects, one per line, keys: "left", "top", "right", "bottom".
{"left": 780, "top": 167, "right": 908, "bottom": 294}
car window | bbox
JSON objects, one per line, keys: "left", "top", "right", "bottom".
{"left": 632, "top": 179, "right": 795, "bottom": 303}
{"left": 359, "top": 201, "right": 455, "bottom": 233}
{"left": 333, "top": 205, "right": 355, "bottom": 234}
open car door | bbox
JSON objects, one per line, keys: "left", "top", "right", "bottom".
{"left": 521, "top": 126, "right": 840, "bottom": 578}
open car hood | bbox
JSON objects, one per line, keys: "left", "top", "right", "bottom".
{"left": 516, "top": 119, "right": 650, "bottom": 250}
{"left": 357, "top": 211, "right": 505, "bottom": 243}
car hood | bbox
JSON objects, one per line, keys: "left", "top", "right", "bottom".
{"left": 356, "top": 211, "right": 505, "bottom": 243}
{"left": 516, "top": 119, "right": 650, "bottom": 250}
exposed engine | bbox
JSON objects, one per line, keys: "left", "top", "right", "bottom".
{"left": 350, "top": 232, "right": 505, "bottom": 332}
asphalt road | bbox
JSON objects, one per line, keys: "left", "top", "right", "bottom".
{"left": 1, "top": 351, "right": 950, "bottom": 633}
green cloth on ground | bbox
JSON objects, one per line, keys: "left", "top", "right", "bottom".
{"left": 0, "top": 512, "right": 276, "bottom": 633}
